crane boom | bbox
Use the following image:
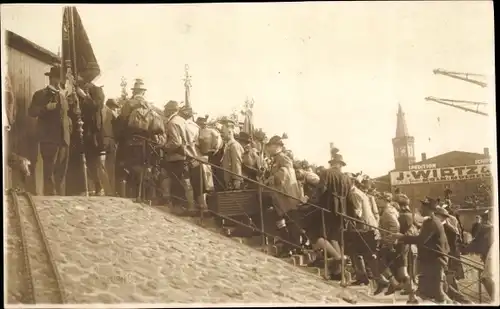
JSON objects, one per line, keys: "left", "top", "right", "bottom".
{"left": 433, "top": 68, "right": 487, "bottom": 88}
{"left": 425, "top": 96, "right": 488, "bottom": 116}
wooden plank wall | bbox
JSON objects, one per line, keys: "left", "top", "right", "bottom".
{"left": 7, "top": 46, "right": 52, "bottom": 195}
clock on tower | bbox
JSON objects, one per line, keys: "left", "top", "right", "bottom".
{"left": 392, "top": 104, "right": 416, "bottom": 170}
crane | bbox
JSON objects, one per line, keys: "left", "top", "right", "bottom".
{"left": 426, "top": 68, "right": 489, "bottom": 116}
{"left": 425, "top": 96, "right": 488, "bottom": 116}
{"left": 433, "top": 68, "right": 487, "bottom": 88}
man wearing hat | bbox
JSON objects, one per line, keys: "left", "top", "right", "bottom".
{"left": 265, "top": 135, "right": 303, "bottom": 257}
{"left": 28, "top": 65, "right": 72, "bottom": 195}
{"left": 178, "top": 104, "right": 212, "bottom": 214}
{"left": 463, "top": 209, "right": 494, "bottom": 298}
{"left": 220, "top": 117, "right": 244, "bottom": 190}
{"left": 100, "top": 98, "right": 120, "bottom": 194}
{"left": 162, "top": 100, "right": 193, "bottom": 213}
{"left": 130, "top": 78, "right": 147, "bottom": 98}
{"left": 238, "top": 131, "right": 263, "bottom": 186}
{"left": 304, "top": 151, "right": 352, "bottom": 279}
{"left": 73, "top": 72, "right": 107, "bottom": 196}
{"left": 392, "top": 197, "right": 451, "bottom": 303}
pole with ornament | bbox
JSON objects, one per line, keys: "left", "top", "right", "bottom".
{"left": 62, "top": 6, "right": 89, "bottom": 196}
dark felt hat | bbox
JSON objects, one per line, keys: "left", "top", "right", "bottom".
{"left": 196, "top": 115, "right": 208, "bottom": 125}
{"left": 44, "top": 66, "right": 61, "bottom": 78}
{"left": 238, "top": 132, "right": 252, "bottom": 143}
{"left": 131, "top": 78, "right": 146, "bottom": 91}
{"left": 164, "top": 100, "right": 179, "bottom": 111}
{"left": 266, "top": 135, "right": 284, "bottom": 146}
{"left": 328, "top": 153, "right": 346, "bottom": 166}
{"left": 106, "top": 98, "right": 120, "bottom": 108}
{"left": 219, "top": 116, "right": 236, "bottom": 126}
{"left": 421, "top": 196, "right": 439, "bottom": 209}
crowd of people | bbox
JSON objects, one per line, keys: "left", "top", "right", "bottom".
{"left": 6, "top": 67, "right": 495, "bottom": 304}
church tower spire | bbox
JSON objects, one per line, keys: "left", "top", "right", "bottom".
{"left": 395, "top": 103, "right": 409, "bottom": 137}
{"left": 392, "top": 103, "right": 416, "bottom": 170}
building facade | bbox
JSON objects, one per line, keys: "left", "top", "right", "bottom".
{"left": 5, "top": 30, "right": 60, "bottom": 194}
{"left": 375, "top": 104, "right": 492, "bottom": 212}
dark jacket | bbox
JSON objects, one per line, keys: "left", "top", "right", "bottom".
{"left": 443, "top": 220, "right": 465, "bottom": 279}
{"left": 78, "top": 83, "right": 105, "bottom": 151}
{"left": 465, "top": 223, "right": 493, "bottom": 262}
{"left": 401, "top": 214, "right": 450, "bottom": 267}
{"left": 29, "top": 86, "right": 72, "bottom": 146}
{"left": 315, "top": 168, "right": 353, "bottom": 224}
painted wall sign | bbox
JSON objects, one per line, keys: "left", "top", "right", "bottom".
{"left": 390, "top": 164, "right": 492, "bottom": 186}
{"left": 409, "top": 163, "right": 437, "bottom": 170}
{"left": 475, "top": 158, "right": 492, "bottom": 165}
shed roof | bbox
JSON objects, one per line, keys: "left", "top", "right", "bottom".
{"left": 6, "top": 30, "right": 60, "bottom": 65}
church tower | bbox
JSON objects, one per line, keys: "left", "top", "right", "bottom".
{"left": 392, "top": 104, "right": 416, "bottom": 170}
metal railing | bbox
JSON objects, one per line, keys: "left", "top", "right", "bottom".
{"left": 129, "top": 135, "right": 489, "bottom": 304}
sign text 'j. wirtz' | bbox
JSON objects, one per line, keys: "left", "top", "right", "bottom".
{"left": 390, "top": 164, "right": 491, "bottom": 186}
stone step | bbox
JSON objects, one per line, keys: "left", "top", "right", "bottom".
{"left": 148, "top": 202, "right": 414, "bottom": 304}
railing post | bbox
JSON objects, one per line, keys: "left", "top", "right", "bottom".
{"left": 340, "top": 204, "right": 346, "bottom": 286}
{"left": 321, "top": 209, "right": 329, "bottom": 280}
{"left": 258, "top": 185, "right": 266, "bottom": 246}
{"left": 199, "top": 161, "right": 204, "bottom": 225}
{"left": 478, "top": 269, "right": 482, "bottom": 303}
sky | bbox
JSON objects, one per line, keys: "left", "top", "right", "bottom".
{"left": 1, "top": 2, "right": 496, "bottom": 177}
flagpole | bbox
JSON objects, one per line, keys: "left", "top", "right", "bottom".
{"left": 68, "top": 6, "right": 89, "bottom": 196}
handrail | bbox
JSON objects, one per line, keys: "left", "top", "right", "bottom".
{"left": 130, "top": 134, "right": 331, "bottom": 213}
{"left": 130, "top": 134, "right": 486, "bottom": 302}
{"left": 336, "top": 211, "right": 484, "bottom": 271}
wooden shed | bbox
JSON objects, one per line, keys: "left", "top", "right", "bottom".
{"left": 5, "top": 30, "right": 60, "bottom": 195}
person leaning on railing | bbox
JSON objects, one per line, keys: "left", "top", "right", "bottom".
{"left": 345, "top": 174, "right": 380, "bottom": 286}
{"left": 391, "top": 197, "right": 452, "bottom": 303}
{"left": 374, "top": 192, "right": 402, "bottom": 295}
{"left": 437, "top": 206, "right": 472, "bottom": 304}
{"left": 462, "top": 209, "right": 494, "bottom": 299}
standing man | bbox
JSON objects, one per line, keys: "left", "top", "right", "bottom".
{"left": 265, "top": 135, "right": 303, "bottom": 257}
{"left": 392, "top": 197, "right": 451, "bottom": 303}
{"left": 162, "top": 100, "right": 190, "bottom": 212}
{"left": 101, "top": 98, "right": 120, "bottom": 195}
{"left": 28, "top": 66, "right": 72, "bottom": 196}
{"left": 220, "top": 117, "right": 244, "bottom": 190}
{"left": 308, "top": 152, "right": 353, "bottom": 279}
{"left": 76, "top": 76, "right": 107, "bottom": 195}
{"left": 179, "top": 105, "right": 211, "bottom": 214}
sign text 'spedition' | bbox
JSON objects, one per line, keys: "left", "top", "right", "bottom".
{"left": 390, "top": 164, "right": 492, "bottom": 186}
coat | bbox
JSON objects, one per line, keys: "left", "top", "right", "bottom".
{"left": 379, "top": 203, "right": 400, "bottom": 246}
{"left": 267, "top": 151, "right": 301, "bottom": 216}
{"left": 315, "top": 167, "right": 352, "bottom": 225}
{"left": 78, "top": 83, "right": 105, "bottom": 151}
{"left": 221, "top": 138, "right": 244, "bottom": 188}
{"left": 400, "top": 214, "right": 450, "bottom": 267}
{"left": 349, "top": 186, "right": 380, "bottom": 236}
{"left": 29, "top": 85, "right": 72, "bottom": 146}
{"left": 163, "top": 113, "right": 188, "bottom": 162}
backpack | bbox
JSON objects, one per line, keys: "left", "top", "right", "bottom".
{"left": 122, "top": 97, "right": 164, "bottom": 134}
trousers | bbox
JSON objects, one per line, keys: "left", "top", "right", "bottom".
{"left": 40, "top": 142, "right": 69, "bottom": 196}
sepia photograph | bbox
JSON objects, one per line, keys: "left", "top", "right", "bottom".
{"left": 2, "top": 2, "right": 497, "bottom": 306}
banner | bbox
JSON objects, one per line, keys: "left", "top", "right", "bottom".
{"left": 62, "top": 6, "right": 100, "bottom": 83}
{"left": 390, "top": 163, "right": 492, "bottom": 186}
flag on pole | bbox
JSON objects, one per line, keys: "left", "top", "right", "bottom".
{"left": 62, "top": 6, "right": 100, "bottom": 84}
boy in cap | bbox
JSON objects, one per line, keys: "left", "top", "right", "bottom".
{"left": 392, "top": 197, "right": 452, "bottom": 303}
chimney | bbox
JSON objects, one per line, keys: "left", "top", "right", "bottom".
{"left": 421, "top": 153, "right": 427, "bottom": 161}
{"left": 484, "top": 147, "right": 490, "bottom": 157}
